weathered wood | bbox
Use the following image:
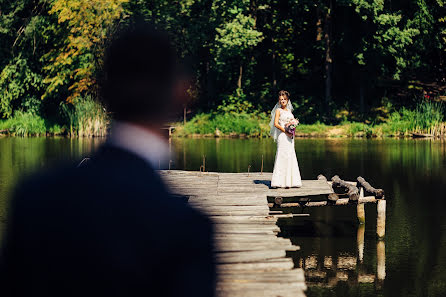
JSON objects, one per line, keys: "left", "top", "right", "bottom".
{"left": 192, "top": 205, "right": 269, "bottom": 211}
{"left": 267, "top": 196, "right": 377, "bottom": 208}
{"left": 331, "top": 175, "right": 359, "bottom": 201}
{"left": 357, "top": 188, "right": 366, "bottom": 224}
{"left": 215, "top": 250, "right": 286, "bottom": 263}
{"left": 377, "top": 199, "right": 386, "bottom": 239}
{"left": 328, "top": 193, "right": 339, "bottom": 202}
{"left": 357, "top": 203, "right": 365, "bottom": 224}
{"left": 218, "top": 269, "right": 305, "bottom": 282}
{"left": 217, "top": 288, "right": 306, "bottom": 297}
{"left": 215, "top": 243, "right": 299, "bottom": 252}
{"left": 217, "top": 259, "right": 294, "bottom": 272}
{"left": 216, "top": 282, "right": 307, "bottom": 291}
{"left": 274, "top": 196, "right": 283, "bottom": 207}
{"left": 159, "top": 170, "right": 315, "bottom": 296}
{"left": 317, "top": 174, "right": 327, "bottom": 181}
{"left": 357, "top": 176, "right": 385, "bottom": 199}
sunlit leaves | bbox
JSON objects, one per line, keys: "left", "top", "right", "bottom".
{"left": 215, "top": 12, "right": 263, "bottom": 56}
{"left": 42, "top": 0, "right": 128, "bottom": 102}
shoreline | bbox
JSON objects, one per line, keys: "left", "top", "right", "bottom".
{"left": 172, "top": 122, "right": 446, "bottom": 139}
{"left": 171, "top": 134, "right": 445, "bottom": 139}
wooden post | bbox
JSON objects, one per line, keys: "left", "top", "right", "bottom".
{"left": 261, "top": 155, "right": 264, "bottom": 175}
{"left": 377, "top": 200, "right": 386, "bottom": 239}
{"left": 357, "top": 224, "right": 365, "bottom": 263}
{"left": 377, "top": 241, "right": 386, "bottom": 280}
{"left": 357, "top": 188, "right": 366, "bottom": 224}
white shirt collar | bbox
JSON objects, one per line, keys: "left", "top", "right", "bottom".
{"left": 108, "top": 121, "right": 171, "bottom": 169}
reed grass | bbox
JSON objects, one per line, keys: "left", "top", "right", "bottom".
{"left": 61, "top": 96, "right": 109, "bottom": 137}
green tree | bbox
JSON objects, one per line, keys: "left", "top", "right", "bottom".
{"left": 43, "top": 0, "right": 128, "bottom": 103}
{"left": 214, "top": 5, "right": 263, "bottom": 94}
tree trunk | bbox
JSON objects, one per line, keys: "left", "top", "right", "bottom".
{"left": 324, "top": 0, "right": 333, "bottom": 106}
{"left": 237, "top": 63, "right": 243, "bottom": 91}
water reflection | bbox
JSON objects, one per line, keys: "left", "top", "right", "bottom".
{"left": 0, "top": 137, "right": 445, "bottom": 297}
{"left": 281, "top": 219, "right": 386, "bottom": 290}
{"left": 0, "top": 136, "right": 104, "bottom": 233}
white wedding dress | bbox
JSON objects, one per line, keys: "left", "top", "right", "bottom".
{"left": 271, "top": 109, "right": 302, "bottom": 188}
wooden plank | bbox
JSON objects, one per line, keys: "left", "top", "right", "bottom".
{"left": 199, "top": 211, "right": 271, "bottom": 216}
{"left": 218, "top": 268, "right": 305, "bottom": 282}
{"left": 217, "top": 259, "right": 294, "bottom": 272}
{"left": 217, "top": 289, "right": 305, "bottom": 297}
{"left": 192, "top": 205, "right": 269, "bottom": 211}
{"left": 209, "top": 217, "right": 278, "bottom": 224}
{"left": 214, "top": 243, "right": 299, "bottom": 252}
{"left": 216, "top": 282, "right": 307, "bottom": 291}
{"left": 215, "top": 250, "right": 286, "bottom": 263}
{"left": 159, "top": 170, "right": 308, "bottom": 297}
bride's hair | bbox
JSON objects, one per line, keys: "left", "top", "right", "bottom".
{"left": 278, "top": 90, "right": 290, "bottom": 100}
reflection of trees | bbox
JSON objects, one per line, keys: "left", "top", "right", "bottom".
{"left": 172, "top": 138, "right": 276, "bottom": 173}
{"left": 0, "top": 137, "right": 104, "bottom": 242}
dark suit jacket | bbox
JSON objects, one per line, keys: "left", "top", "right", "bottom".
{"left": 0, "top": 144, "right": 215, "bottom": 297}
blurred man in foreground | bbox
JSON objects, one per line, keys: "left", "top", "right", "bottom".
{"left": 0, "top": 21, "right": 215, "bottom": 297}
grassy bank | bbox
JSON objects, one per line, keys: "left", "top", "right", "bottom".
{"left": 173, "top": 101, "right": 446, "bottom": 138}
{"left": 0, "top": 96, "right": 108, "bottom": 137}
{"left": 0, "top": 111, "right": 61, "bottom": 136}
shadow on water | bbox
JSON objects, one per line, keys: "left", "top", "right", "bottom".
{"left": 1, "top": 137, "right": 446, "bottom": 297}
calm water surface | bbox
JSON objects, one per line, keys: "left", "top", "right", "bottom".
{"left": 0, "top": 136, "right": 445, "bottom": 297}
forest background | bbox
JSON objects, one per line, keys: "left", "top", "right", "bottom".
{"left": 0, "top": 0, "right": 445, "bottom": 137}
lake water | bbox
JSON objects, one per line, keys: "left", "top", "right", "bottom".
{"left": 1, "top": 136, "right": 445, "bottom": 297}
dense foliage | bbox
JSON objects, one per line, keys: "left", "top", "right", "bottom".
{"left": 0, "top": 0, "right": 445, "bottom": 135}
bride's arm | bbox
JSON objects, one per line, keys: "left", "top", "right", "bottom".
{"left": 274, "top": 109, "right": 285, "bottom": 132}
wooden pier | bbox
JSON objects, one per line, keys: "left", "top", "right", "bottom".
{"left": 159, "top": 170, "right": 386, "bottom": 297}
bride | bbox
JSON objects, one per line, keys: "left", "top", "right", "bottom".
{"left": 270, "top": 90, "right": 302, "bottom": 188}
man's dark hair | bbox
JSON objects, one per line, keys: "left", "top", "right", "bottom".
{"left": 99, "top": 21, "right": 178, "bottom": 122}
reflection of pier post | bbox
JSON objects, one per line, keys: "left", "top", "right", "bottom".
{"left": 357, "top": 224, "right": 365, "bottom": 263}
{"left": 377, "top": 241, "right": 386, "bottom": 281}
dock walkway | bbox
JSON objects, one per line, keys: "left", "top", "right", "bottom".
{"left": 160, "top": 170, "right": 386, "bottom": 296}
{"left": 159, "top": 170, "right": 330, "bottom": 297}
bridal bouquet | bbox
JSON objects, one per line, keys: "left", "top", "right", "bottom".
{"left": 285, "top": 118, "right": 299, "bottom": 138}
